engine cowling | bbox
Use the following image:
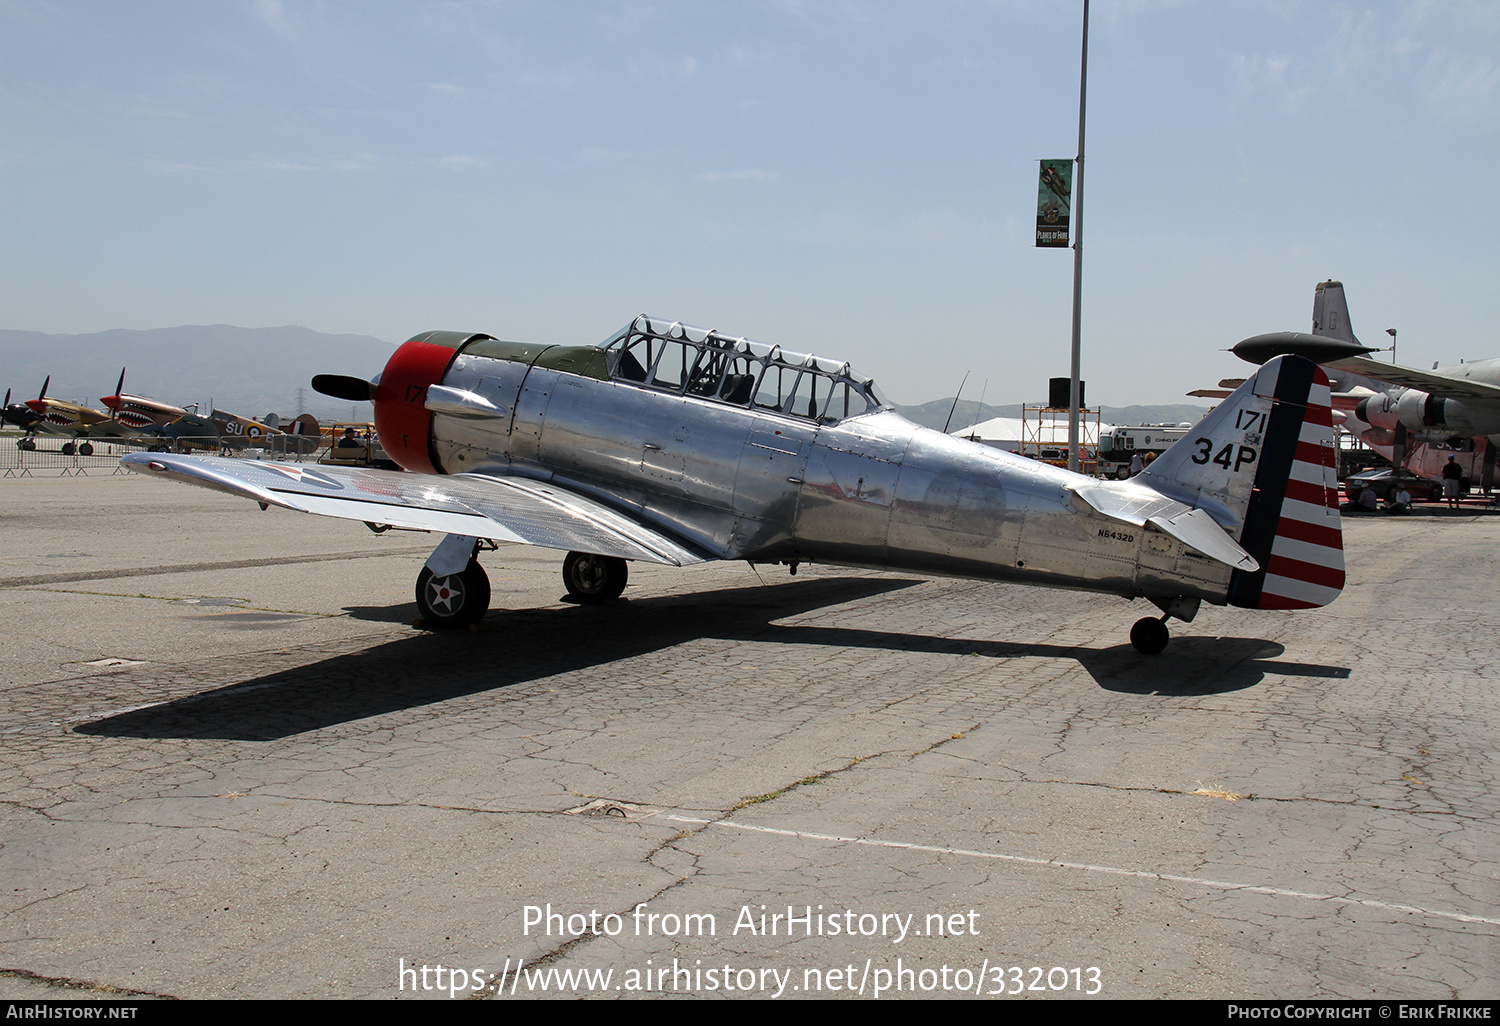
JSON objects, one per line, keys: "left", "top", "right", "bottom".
{"left": 371, "top": 331, "right": 496, "bottom": 474}
{"left": 1338, "top": 405, "right": 1394, "bottom": 447}
{"left": 1355, "top": 390, "right": 1449, "bottom": 438}
{"left": 1354, "top": 393, "right": 1399, "bottom": 433}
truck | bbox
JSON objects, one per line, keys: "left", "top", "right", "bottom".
{"left": 1096, "top": 424, "right": 1192, "bottom": 479}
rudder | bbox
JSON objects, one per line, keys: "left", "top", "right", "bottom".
{"left": 1227, "top": 357, "right": 1344, "bottom": 608}
{"left": 1311, "top": 279, "right": 1359, "bottom": 342}
{"left": 1140, "top": 355, "right": 1343, "bottom": 610}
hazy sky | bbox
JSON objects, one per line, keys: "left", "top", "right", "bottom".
{"left": 2, "top": 1, "right": 1496, "bottom": 405}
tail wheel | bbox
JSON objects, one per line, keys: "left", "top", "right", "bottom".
{"left": 416, "top": 560, "right": 490, "bottom": 629}
{"left": 1130, "top": 617, "right": 1169, "bottom": 654}
{"left": 562, "top": 552, "right": 628, "bottom": 603}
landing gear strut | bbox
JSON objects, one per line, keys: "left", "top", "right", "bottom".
{"left": 1132, "top": 595, "right": 1198, "bottom": 654}
{"left": 562, "top": 551, "right": 628, "bottom": 603}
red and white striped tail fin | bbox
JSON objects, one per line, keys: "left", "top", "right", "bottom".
{"left": 1227, "top": 358, "right": 1345, "bottom": 609}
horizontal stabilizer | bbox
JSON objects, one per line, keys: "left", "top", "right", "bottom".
{"left": 1068, "top": 483, "right": 1258, "bottom": 572}
{"left": 1146, "top": 506, "right": 1258, "bottom": 572}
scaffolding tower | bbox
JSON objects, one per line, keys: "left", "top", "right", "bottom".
{"left": 1021, "top": 402, "right": 1101, "bottom": 476}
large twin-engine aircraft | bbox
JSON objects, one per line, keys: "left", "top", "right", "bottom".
{"left": 1235, "top": 280, "right": 1498, "bottom": 488}
{"left": 123, "top": 316, "right": 1344, "bottom": 653}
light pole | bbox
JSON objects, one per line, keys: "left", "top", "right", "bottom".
{"left": 1067, "top": 0, "right": 1089, "bottom": 474}
{"left": 1386, "top": 327, "right": 1397, "bottom": 364}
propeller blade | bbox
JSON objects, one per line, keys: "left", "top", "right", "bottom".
{"left": 312, "top": 374, "right": 376, "bottom": 402}
{"left": 38, "top": 376, "right": 49, "bottom": 402}
{"left": 110, "top": 367, "right": 128, "bottom": 423}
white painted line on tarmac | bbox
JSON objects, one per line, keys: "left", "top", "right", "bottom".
{"left": 663, "top": 814, "right": 1500, "bottom": 928}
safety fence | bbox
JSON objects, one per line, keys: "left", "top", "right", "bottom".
{"left": 1, "top": 435, "right": 314, "bottom": 478}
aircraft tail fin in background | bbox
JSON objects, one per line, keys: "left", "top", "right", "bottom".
{"left": 1141, "top": 355, "right": 1344, "bottom": 610}
{"left": 1311, "top": 279, "right": 1359, "bottom": 342}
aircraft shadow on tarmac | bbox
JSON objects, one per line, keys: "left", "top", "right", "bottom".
{"left": 76, "top": 577, "right": 1350, "bottom": 741}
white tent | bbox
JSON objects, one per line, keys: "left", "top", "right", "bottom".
{"left": 951, "top": 416, "right": 1115, "bottom": 454}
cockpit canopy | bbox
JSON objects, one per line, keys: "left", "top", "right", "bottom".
{"left": 599, "top": 315, "right": 886, "bottom": 423}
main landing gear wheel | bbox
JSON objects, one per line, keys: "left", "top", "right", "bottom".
{"left": 61, "top": 442, "right": 76, "bottom": 455}
{"left": 562, "top": 551, "right": 628, "bottom": 603}
{"left": 1130, "top": 616, "right": 1170, "bottom": 655}
{"left": 416, "top": 560, "right": 491, "bottom": 629}
{"left": 78, "top": 442, "right": 94, "bottom": 456}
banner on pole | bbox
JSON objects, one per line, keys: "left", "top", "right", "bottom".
{"left": 1035, "top": 159, "right": 1073, "bottom": 248}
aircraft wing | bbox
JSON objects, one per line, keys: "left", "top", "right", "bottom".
{"left": 121, "top": 453, "right": 709, "bottom": 567}
{"left": 1325, "top": 355, "right": 1500, "bottom": 402}
{"left": 1331, "top": 385, "right": 1378, "bottom": 410}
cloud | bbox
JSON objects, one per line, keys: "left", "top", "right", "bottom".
{"left": 1418, "top": 48, "right": 1499, "bottom": 121}
{"left": 1229, "top": 51, "right": 1310, "bottom": 115}
{"left": 253, "top": 0, "right": 300, "bottom": 42}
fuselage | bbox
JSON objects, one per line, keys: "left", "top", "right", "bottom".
{"left": 374, "top": 321, "right": 1234, "bottom": 607}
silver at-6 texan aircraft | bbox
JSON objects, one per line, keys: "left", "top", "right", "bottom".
{"left": 123, "top": 316, "right": 1345, "bottom": 653}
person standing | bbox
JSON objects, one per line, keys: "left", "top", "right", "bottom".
{"left": 1442, "top": 456, "right": 1464, "bottom": 509}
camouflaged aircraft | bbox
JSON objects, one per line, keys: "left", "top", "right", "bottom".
{"left": 122, "top": 316, "right": 1345, "bottom": 653}
{"left": 209, "top": 409, "right": 322, "bottom": 455}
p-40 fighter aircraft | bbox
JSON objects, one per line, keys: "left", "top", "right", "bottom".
{"left": 123, "top": 316, "right": 1344, "bottom": 653}
{"left": 99, "top": 372, "right": 220, "bottom": 451}
{"left": 14, "top": 375, "right": 114, "bottom": 452}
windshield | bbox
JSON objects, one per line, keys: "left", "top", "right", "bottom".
{"left": 599, "top": 315, "right": 885, "bottom": 423}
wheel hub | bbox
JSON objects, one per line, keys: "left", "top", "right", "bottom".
{"left": 426, "top": 575, "right": 464, "bottom": 614}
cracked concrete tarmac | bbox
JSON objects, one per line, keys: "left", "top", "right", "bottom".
{"left": 0, "top": 473, "right": 1495, "bottom": 999}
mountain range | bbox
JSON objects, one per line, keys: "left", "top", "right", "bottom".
{"left": 0, "top": 325, "right": 394, "bottom": 421}
{"left": 1, "top": 325, "right": 1208, "bottom": 429}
